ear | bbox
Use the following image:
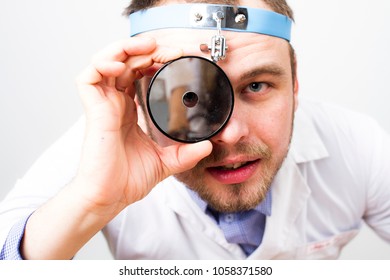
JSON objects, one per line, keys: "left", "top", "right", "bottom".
{"left": 293, "top": 56, "right": 299, "bottom": 112}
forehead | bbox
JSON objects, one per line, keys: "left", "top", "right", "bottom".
{"left": 138, "top": 28, "right": 291, "bottom": 69}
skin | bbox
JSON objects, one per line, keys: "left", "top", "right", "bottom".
{"left": 139, "top": 28, "right": 298, "bottom": 212}
{"left": 20, "top": 0, "right": 298, "bottom": 259}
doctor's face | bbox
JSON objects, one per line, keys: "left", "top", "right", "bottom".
{"left": 138, "top": 7, "right": 298, "bottom": 213}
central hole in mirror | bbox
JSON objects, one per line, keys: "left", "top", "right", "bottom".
{"left": 182, "top": 91, "right": 199, "bottom": 108}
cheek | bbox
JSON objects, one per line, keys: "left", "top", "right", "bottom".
{"left": 250, "top": 95, "right": 294, "bottom": 154}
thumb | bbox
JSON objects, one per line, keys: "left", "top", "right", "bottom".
{"left": 161, "top": 141, "right": 213, "bottom": 176}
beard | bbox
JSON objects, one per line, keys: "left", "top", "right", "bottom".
{"left": 175, "top": 139, "right": 288, "bottom": 213}
{"left": 136, "top": 79, "right": 296, "bottom": 213}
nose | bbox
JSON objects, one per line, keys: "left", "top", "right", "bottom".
{"left": 211, "top": 101, "right": 250, "bottom": 145}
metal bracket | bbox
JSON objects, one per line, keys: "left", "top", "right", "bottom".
{"left": 199, "top": 10, "right": 229, "bottom": 62}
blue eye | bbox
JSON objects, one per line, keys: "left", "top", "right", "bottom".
{"left": 244, "top": 82, "right": 270, "bottom": 94}
{"left": 249, "top": 82, "right": 263, "bottom": 92}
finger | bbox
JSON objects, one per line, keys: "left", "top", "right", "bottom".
{"left": 76, "top": 60, "right": 126, "bottom": 86}
{"left": 76, "top": 60, "right": 129, "bottom": 112}
{"left": 79, "top": 37, "right": 157, "bottom": 86}
{"left": 160, "top": 141, "right": 213, "bottom": 176}
{"left": 92, "top": 37, "right": 157, "bottom": 63}
{"left": 115, "top": 45, "right": 183, "bottom": 90}
{"left": 128, "top": 45, "right": 183, "bottom": 71}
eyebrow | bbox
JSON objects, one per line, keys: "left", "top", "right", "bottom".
{"left": 239, "top": 63, "right": 287, "bottom": 81}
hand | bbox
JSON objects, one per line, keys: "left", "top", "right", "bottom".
{"left": 74, "top": 37, "right": 212, "bottom": 217}
{"left": 21, "top": 37, "right": 213, "bottom": 260}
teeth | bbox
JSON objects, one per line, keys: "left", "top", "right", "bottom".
{"left": 221, "top": 162, "right": 248, "bottom": 170}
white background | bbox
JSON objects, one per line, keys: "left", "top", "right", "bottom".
{"left": 0, "top": 0, "right": 389, "bottom": 259}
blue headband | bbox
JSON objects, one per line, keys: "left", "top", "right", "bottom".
{"left": 129, "top": 4, "right": 292, "bottom": 41}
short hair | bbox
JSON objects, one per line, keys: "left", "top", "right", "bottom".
{"left": 123, "top": 0, "right": 294, "bottom": 21}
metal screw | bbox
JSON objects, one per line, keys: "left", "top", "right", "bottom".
{"left": 215, "top": 11, "right": 225, "bottom": 20}
{"left": 194, "top": 12, "right": 203, "bottom": 22}
{"left": 235, "top": 14, "right": 246, "bottom": 23}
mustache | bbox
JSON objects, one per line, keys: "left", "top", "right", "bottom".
{"left": 196, "top": 141, "right": 272, "bottom": 168}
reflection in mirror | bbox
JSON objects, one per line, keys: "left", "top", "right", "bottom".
{"left": 147, "top": 56, "right": 233, "bottom": 142}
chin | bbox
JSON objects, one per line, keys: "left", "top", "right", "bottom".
{"left": 178, "top": 172, "right": 271, "bottom": 213}
{"left": 204, "top": 180, "right": 270, "bottom": 212}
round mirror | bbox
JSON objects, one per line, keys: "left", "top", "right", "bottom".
{"left": 147, "top": 56, "right": 234, "bottom": 142}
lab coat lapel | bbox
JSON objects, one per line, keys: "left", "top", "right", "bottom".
{"left": 163, "top": 177, "right": 247, "bottom": 258}
{"left": 250, "top": 155, "right": 311, "bottom": 259}
{"left": 251, "top": 102, "right": 329, "bottom": 259}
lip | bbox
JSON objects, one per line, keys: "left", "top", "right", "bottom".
{"left": 206, "top": 159, "right": 261, "bottom": 185}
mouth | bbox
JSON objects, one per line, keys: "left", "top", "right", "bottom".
{"left": 206, "top": 159, "right": 260, "bottom": 185}
{"left": 215, "top": 161, "right": 252, "bottom": 170}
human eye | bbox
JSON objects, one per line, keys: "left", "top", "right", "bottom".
{"left": 242, "top": 82, "right": 271, "bottom": 95}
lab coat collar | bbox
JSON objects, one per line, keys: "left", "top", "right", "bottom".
{"left": 249, "top": 154, "right": 311, "bottom": 259}
{"left": 289, "top": 102, "right": 329, "bottom": 163}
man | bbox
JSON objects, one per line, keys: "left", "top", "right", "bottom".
{"left": 0, "top": 0, "right": 389, "bottom": 259}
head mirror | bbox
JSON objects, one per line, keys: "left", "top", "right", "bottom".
{"left": 147, "top": 56, "right": 234, "bottom": 143}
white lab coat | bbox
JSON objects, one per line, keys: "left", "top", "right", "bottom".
{"left": 1, "top": 99, "right": 390, "bottom": 259}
